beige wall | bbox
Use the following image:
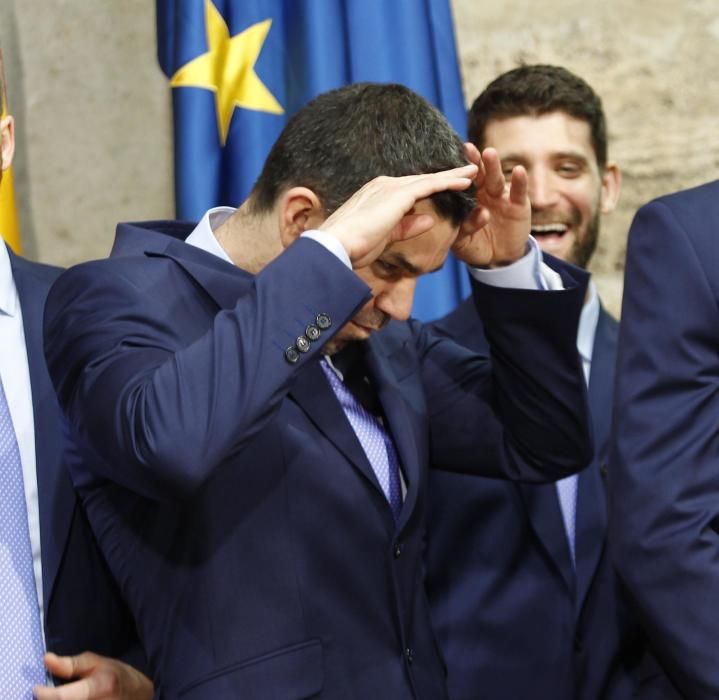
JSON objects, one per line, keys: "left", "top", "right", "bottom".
{"left": 0, "top": 0, "right": 173, "bottom": 265}
{"left": 2, "top": 0, "right": 718, "bottom": 314}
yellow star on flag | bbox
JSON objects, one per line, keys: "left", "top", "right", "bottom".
{"left": 170, "top": 0, "right": 284, "bottom": 146}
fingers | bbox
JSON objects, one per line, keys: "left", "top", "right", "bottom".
{"left": 508, "top": 164, "right": 528, "bottom": 205}
{"left": 480, "top": 148, "right": 506, "bottom": 197}
{"left": 44, "top": 652, "right": 99, "bottom": 680}
{"left": 464, "top": 142, "right": 481, "bottom": 167}
{"left": 36, "top": 654, "right": 120, "bottom": 700}
{"left": 466, "top": 206, "right": 491, "bottom": 234}
{"left": 34, "top": 678, "right": 93, "bottom": 700}
{"left": 34, "top": 675, "right": 115, "bottom": 700}
{"left": 464, "top": 142, "right": 485, "bottom": 186}
{"left": 395, "top": 163, "right": 478, "bottom": 201}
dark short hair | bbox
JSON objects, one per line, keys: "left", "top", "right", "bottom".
{"left": 468, "top": 65, "right": 607, "bottom": 168}
{"left": 250, "top": 82, "right": 475, "bottom": 226}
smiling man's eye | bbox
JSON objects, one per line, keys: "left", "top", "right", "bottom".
{"left": 557, "top": 161, "right": 582, "bottom": 176}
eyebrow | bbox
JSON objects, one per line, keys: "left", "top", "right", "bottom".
{"left": 500, "top": 150, "right": 591, "bottom": 164}
{"left": 382, "top": 252, "right": 443, "bottom": 276}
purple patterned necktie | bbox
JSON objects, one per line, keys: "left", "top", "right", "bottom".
{"left": 321, "top": 358, "right": 403, "bottom": 521}
{"left": 0, "top": 378, "right": 46, "bottom": 697}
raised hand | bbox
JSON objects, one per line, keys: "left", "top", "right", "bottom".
{"left": 452, "top": 145, "right": 531, "bottom": 268}
{"left": 318, "top": 164, "right": 477, "bottom": 269}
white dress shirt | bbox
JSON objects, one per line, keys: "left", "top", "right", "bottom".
{"left": 0, "top": 242, "right": 45, "bottom": 636}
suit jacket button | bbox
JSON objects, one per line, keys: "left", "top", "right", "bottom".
{"left": 305, "top": 324, "right": 321, "bottom": 342}
{"left": 296, "top": 335, "right": 311, "bottom": 353}
{"left": 285, "top": 346, "right": 300, "bottom": 364}
{"left": 316, "top": 312, "right": 332, "bottom": 330}
{"left": 394, "top": 543, "right": 402, "bottom": 559}
{"left": 405, "top": 647, "right": 414, "bottom": 664}
{"left": 600, "top": 463, "right": 608, "bottom": 478}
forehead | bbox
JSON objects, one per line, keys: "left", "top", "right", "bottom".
{"left": 484, "top": 112, "right": 596, "bottom": 162}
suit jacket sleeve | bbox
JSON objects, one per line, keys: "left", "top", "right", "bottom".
{"left": 611, "top": 191, "right": 719, "bottom": 699}
{"left": 44, "top": 239, "right": 370, "bottom": 500}
{"left": 418, "top": 255, "right": 593, "bottom": 482}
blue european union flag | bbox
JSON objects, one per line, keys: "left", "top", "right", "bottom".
{"left": 157, "top": 0, "right": 471, "bottom": 320}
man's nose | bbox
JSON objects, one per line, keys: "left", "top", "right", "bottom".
{"left": 528, "top": 169, "right": 560, "bottom": 210}
{"left": 375, "top": 278, "right": 417, "bottom": 322}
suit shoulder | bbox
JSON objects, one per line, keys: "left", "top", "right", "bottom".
{"left": 654, "top": 179, "right": 719, "bottom": 209}
{"left": 54, "top": 254, "right": 175, "bottom": 292}
{"left": 639, "top": 179, "right": 719, "bottom": 225}
{"left": 629, "top": 180, "right": 719, "bottom": 261}
{"left": 11, "top": 253, "right": 63, "bottom": 285}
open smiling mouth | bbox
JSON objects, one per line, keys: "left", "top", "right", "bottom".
{"left": 530, "top": 223, "right": 569, "bottom": 240}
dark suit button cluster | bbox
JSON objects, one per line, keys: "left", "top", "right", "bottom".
{"left": 285, "top": 346, "right": 301, "bottom": 364}
{"left": 284, "top": 314, "right": 331, "bottom": 363}
{"left": 405, "top": 647, "right": 414, "bottom": 664}
{"left": 394, "top": 543, "right": 402, "bottom": 559}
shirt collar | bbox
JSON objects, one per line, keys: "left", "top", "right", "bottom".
{"left": 184, "top": 206, "right": 236, "bottom": 265}
{"left": 576, "top": 279, "right": 599, "bottom": 365}
{"left": 0, "top": 242, "right": 19, "bottom": 317}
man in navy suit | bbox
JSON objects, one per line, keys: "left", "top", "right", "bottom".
{"left": 425, "top": 65, "right": 676, "bottom": 700}
{"left": 45, "top": 83, "right": 592, "bottom": 698}
{"left": 0, "top": 82, "right": 152, "bottom": 699}
{"left": 612, "top": 180, "right": 719, "bottom": 698}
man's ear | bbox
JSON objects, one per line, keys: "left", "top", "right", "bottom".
{"left": 599, "top": 162, "right": 621, "bottom": 215}
{"left": 277, "top": 187, "right": 325, "bottom": 249}
{"left": 0, "top": 115, "right": 15, "bottom": 173}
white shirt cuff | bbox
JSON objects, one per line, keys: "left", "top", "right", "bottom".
{"left": 468, "top": 237, "right": 563, "bottom": 290}
{"left": 301, "top": 230, "right": 352, "bottom": 269}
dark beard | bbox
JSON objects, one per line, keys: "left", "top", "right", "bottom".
{"left": 568, "top": 209, "right": 600, "bottom": 269}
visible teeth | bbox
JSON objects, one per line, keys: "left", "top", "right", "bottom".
{"left": 531, "top": 223, "right": 568, "bottom": 234}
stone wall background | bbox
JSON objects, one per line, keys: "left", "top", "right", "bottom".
{"left": 2, "top": 0, "right": 718, "bottom": 316}
{"left": 452, "top": 0, "right": 719, "bottom": 314}
{"left": 0, "top": 0, "right": 173, "bottom": 265}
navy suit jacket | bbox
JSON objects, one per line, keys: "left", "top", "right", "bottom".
{"left": 44, "top": 221, "right": 592, "bottom": 699}
{"left": 424, "top": 297, "right": 664, "bottom": 700}
{"left": 426, "top": 295, "right": 681, "bottom": 700}
{"left": 612, "top": 180, "right": 719, "bottom": 699}
{"left": 8, "top": 248, "right": 142, "bottom": 664}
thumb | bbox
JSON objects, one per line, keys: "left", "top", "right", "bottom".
{"left": 392, "top": 213, "right": 435, "bottom": 243}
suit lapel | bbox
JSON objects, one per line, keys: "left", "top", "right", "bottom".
{"left": 574, "top": 308, "right": 617, "bottom": 616}
{"left": 10, "top": 253, "right": 74, "bottom": 613}
{"left": 289, "top": 359, "right": 385, "bottom": 494}
{"left": 365, "top": 334, "right": 422, "bottom": 531}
